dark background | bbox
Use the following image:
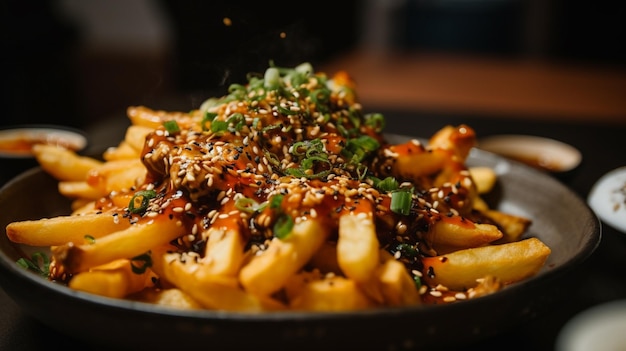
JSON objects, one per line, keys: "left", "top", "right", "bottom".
{"left": 2, "top": 0, "right": 625, "bottom": 128}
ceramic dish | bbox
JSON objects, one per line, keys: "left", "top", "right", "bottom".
{"left": 478, "top": 134, "right": 582, "bottom": 175}
{"left": 0, "top": 125, "right": 89, "bottom": 184}
{"left": 0, "top": 134, "right": 601, "bottom": 351}
{"left": 588, "top": 166, "right": 626, "bottom": 234}
{"left": 0, "top": 124, "right": 88, "bottom": 158}
{"left": 556, "top": 299, "right": 626, "bottom": 351}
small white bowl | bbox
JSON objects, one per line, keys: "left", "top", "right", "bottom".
{"left": 556, "top": 299, "right": 626, "bottom": 351}
{"left": 478, "top": 134, "right": 582, "bottom": 174}
{"left": 588, "top": 166, "right": 626, "bottom": 234}
{"left": 0, "top": 125, "right": 88, "bottom": 159}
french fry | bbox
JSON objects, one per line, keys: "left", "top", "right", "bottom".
{"left": 52, "top": 216, "right": 186, "bottom": 273}
{"left": 6, "top": 212, "right": 130, "bottom": 246}
{"left": 337, "top": 210, "right": 380, "bottom": 282}
{"left": 428, "top": 124, "right": 476, "bottom": 161}
{"left": 388, "top": 140, "right": 448, "bottom": 178}
{"left": 87, "top": 159, "right": 146, "bottom": 193}
{"left": 423, "top": 219, "right": 503, "bottom": 254}
{"left": 201, "top": 225, "right": 246, "bottom": 277}
{"left": 421, "top": 237, "right": 551, "bottom": 291}
{"left": 131, "top": 288, "right": 203, "bottom": 309}
{"left": 239, "top": 219, "right": 330, "bottom": 296}
{"left": 103, "top": 141, "right": 140, "bottom": 161}
{"left": 123, "top": 125, "right": 153, "bottom": 152}
{"left": 32, "top": 144, "right": 103, "bottom": 181}
{"left": 376, "top": 259, "right": 421, "bottom": 306}
{"left": 469, "top": 166, "right": 497, "bottom": 194}
{"left": 58, "top": 180, "right": 107, "bottom": 200}
{"left": 160, "top": 252, "right": 285, "bottom": 311}
{"left": 288, "top": 275, "right": 375, "bottom": 311}
{"left": 69, "top": 259, "right": 157, "bottom": 298}
{"left": 486, "top": 209, "right": 532, "bottom": 243}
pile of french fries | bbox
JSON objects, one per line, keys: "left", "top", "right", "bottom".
{"left": 5, "top": 63, "right": 550, "bottom": 312}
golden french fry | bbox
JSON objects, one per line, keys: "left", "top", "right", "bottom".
{"left": 486, "top": 209, "right": 532, "bottom": 243}
{"left": 200, "top": 225, "right": 246, "bottom": 277}
{"left": 6, "top": 212, "right": 130, "bottom": 246}
{"left": 421, "top": 237, "right": 551, "bottom": 291}
{"left": 103, "top": 141, "right": 140, "bottom": 161}
{"left": 58, "top": 180, "right": 107, "bottom": 200}
{"left": 337, "top": 211, "right": 380, "bottom": 282}
{"left": 33, "top": 144, "right": 103, "bottom": 181}
{"left": 428, "top": 124, "right": 477, "bottom": 161}
{"left": 376, "top": 259, "right": 421, "bottom": 306}
{"left": 131, "top": 288, "right": 203, "bottom": 309}
{"left": 239, "top": 219, "right": 330, "bottom": 296}
{"left": 69, "top": 259, "right": 156, "bottom": 298}
{"left": 388, "top": 140, "right": 448, "bottom": 178}
{"left": 160, "top": 252, "right": 285, "bottom": 311}
{"left": 288, "top": 275, "right": 375, "bottom": 311}
{"left": 87, "top": 159, "right": 146, "bottom": 193}
{"left": 424, "top": 219, "right": 503, "bottom": 253}
{"left": 123, "top": 125, "right": 153, "bottom": 152}
{"left": 127, "top": 105, "right": 199, "bottom": 129}
{"left": 469, "top": 166, "right": 497, "bottom": 194}
{"left": 53, "top": 216, "right": 186, "bottom": 273}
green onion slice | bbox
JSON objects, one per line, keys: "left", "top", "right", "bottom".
{"left": 390, "top": 190, "right": 412, "bottom": 216}
{"left": 273, "top": 214, "right": 294, "bottom": 239}
{"left": 16, "top": 252, "right": 50, "bottom": 277}
{"left": 130, "top": 253, "right": 153, "bottom": 274}
{"left": 163, "top": 120, "right": 180, "bottom": 134}
{"left": 129, "top": 189, "right": 157, "bottom": 214}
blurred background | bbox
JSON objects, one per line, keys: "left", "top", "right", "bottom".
{"left": 2, "top": 0, "right": 625, "bottom": 130}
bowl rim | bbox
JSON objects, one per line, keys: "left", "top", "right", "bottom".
{"left": 0, "top": 124, "right": 89, "bottom": 159}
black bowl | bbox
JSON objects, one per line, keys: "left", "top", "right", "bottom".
{"left": 0, "top": 135, "right": 601, "bottom": 351}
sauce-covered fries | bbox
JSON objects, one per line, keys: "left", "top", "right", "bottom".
{"left": 5, "top": 62, "right": 550, "bottom": 311}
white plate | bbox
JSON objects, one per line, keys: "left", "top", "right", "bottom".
{"left": 556, "top": 299, "right": 626, "bottom": 351}
{"left": 478, "top": 134, "right": 582, "bottom": 174}
{"left": 588, "top": 166, "right": 626, "bottom": 233}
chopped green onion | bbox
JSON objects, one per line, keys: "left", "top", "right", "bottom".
{"left": 273, "top": 214, "right": 294, "bottom": 239}
{"left": 413, "top": 275, "right": 422, "bottom": 289}
{"left": 211, "top": 119, "right": 229, "bottom": 134}
{"left": 395, "top": 243, "right": 419, "bottom": 258}
{"left": 129, "top": 189, "right": 157, "bottom": 214}
{"left": 162, "top": 120, "right": 180, "bottom": 134}
{"left": 364, "top": 113, "right": 386, "bottom": 132}
{"left": 16, "top": 252, "right": 50, "bottom": 277}
{"left": 270, "top": 194, "right": 284, "bottom": 210}
{"left": 390, "top": 190, "right": 412, "bottom": 215}
{"left": 264, "top": 67, "right": 281, "bottom": 90}
{"left": 84, "top": 235, "right": 96, "bottom": 244}
{"left": 130, "top": 253, "right": 152, "bottom": 274}
{"left": 201, "top": 112, "right": 218, "bottom": 131}
{"left": 342, "top": 135, "right": 380, "bottom": 164}
{"left": 375, "top": 177, "right": 399, "bottom": 192}
{"left": 235, "top": 197, "right": 265, "bottom": 213}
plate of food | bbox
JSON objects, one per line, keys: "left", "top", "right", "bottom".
{"left": 0, "top": 63, "right": 600, "bottom": 350}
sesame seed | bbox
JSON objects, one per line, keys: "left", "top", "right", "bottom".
{"left": 429, "top": 290, "right": 442, "bottom": 297}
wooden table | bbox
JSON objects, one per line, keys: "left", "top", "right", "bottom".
{"left": 320, "top": 50, "right": 626, "bottom": 124}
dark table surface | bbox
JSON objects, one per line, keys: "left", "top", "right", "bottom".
{"left": 1, "top": 107, "right": 625, "bottom": 351}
